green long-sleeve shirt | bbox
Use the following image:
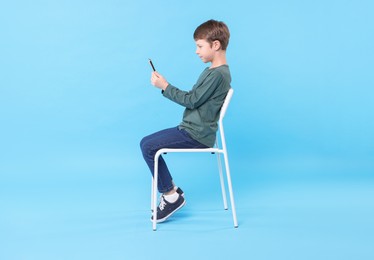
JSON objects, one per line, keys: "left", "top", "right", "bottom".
{"left": 163, "top": 65, "right": 231, "bottom": 147}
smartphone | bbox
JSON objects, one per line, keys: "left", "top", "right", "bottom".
{"left": 148, "top": 58, "right": 156, "bottom": 71}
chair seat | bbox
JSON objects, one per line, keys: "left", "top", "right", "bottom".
{"left": 157, "top": 147, "right": 223, "bottom": 155}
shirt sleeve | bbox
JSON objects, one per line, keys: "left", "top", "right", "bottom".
{"left": 162, "top": 70, "right": 223, "bottom": 109}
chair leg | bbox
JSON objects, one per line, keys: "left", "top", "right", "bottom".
{"left": 223, "top": 152, "right": 238, "bottom": 228}
{"left": 152, "top": 155, "right": 160, "bottom": 231}
{"left": 216, "top": 152, "right": 228, "bottom": 210}
{"left": 151, "top": 174, "right": 153, "bottom": 211}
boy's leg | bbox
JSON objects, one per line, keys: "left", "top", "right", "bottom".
{"left": 140, "top": 126, "right": 207, "bottom": 193}
{"left": 140, "top": 126, "right": 208, "bottom": 223}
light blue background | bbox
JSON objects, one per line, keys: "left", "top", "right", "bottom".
{"left": 1, "top": 0, "right": 373, "bottom": 259}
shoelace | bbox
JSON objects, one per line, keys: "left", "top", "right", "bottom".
{"left": 158, "top": 196, "right": 167, "bottom": 211}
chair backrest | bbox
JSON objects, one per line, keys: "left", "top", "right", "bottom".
{"left": 219, "top": 88, "right": 234, "bottom": 122}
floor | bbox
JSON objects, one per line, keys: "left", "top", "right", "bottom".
{"left": 1, "top": 152, "right": 373, "bottom": 260}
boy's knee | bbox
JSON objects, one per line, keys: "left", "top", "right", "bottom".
{"left": 140, "top": 136, "right": 153, "bottom": 155}
{"left": 140, "top": 137, "right": 147, "bottom": 152}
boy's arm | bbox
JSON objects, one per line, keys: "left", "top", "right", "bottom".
{"left": 163, "top": 71, "right": 223, "bottom": 109}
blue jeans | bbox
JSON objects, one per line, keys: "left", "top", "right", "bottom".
{"left": 140, "top": 126, "right": 208, "bottom": 193}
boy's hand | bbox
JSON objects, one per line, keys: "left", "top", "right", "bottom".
{"left": 151, "top": 71, "right": 169, "bottom": 91}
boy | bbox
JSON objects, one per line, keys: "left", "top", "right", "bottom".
{"left": 140, "top": 19, "right": 231, "bottom": 223}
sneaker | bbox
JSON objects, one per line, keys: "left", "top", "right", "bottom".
{"left": 175, "top": 186, "right": 184, "bottom": 197}
{"left": 151, "top": 187, "right": 184, "bottom": 213}
{"left": 151, "top": 194, "right": 185, "bottom": 223}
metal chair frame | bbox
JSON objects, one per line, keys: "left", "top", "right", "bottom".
{"left": 152, "top": 88, "right": 238, "bottom": 230}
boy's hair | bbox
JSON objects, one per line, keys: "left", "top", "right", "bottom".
{"left": 193, "top": 20, "right": 230, "bottom": 50}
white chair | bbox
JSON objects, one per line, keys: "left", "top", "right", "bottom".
{"left": 152, "top": 88, "right": 238, "bottom": 231}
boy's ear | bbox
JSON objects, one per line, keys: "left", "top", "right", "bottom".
{"left": 212, "top": 40, "right": 221, "bottom": 51}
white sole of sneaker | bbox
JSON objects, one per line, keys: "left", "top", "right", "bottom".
{"left": 151, "top": 200, "right": 186, "bottom": 223}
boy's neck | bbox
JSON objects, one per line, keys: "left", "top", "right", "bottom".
{"left": 210, "top": 51, "right": 227, "bottom": 68}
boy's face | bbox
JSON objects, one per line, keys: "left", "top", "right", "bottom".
{"left": 195, "top": 39, "right": 216, "bottom": 63}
